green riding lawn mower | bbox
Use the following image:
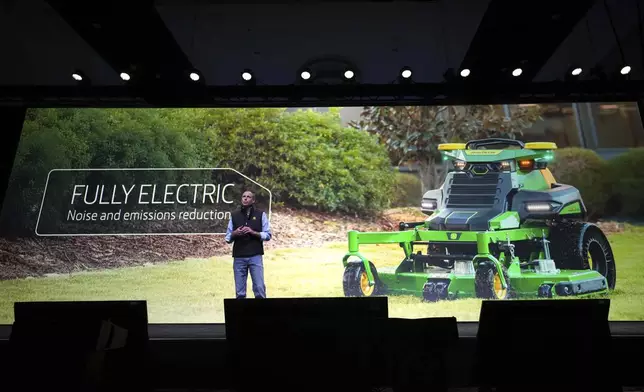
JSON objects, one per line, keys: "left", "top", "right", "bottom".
{"left": 342, "top": 138, "right": 617, "bottom": 301}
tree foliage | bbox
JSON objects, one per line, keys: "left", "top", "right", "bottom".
{"left": 351, "top": 105, "right": 543, "bottom": 190}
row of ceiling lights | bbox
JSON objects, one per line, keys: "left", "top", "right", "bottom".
{"left": 565, "top": 65, "right": 632, "bottom": 77}
{"left": 70, "top": 68, "right": 354, "bottom": 83}
{"left": 71, "top": 64, "right": 633, "bottom": 84}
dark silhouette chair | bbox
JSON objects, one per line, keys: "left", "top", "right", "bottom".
{"left": 474, "top": 299, "right": 621, "bottom": 392}
{"left": 376, "top": 316, "right": 459, "bottom": 392}
{"left": 224, "top": 296, "right": 388, "bottom": 392}
{"left": 8, "top": 300, "right": 149, "bottom": 392}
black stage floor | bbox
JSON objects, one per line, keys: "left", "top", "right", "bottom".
{"left": 2, "top": 322, "right": 644, "bottom": 390}
{"left": 2, "top": 321, "right": 644, "bottom": 341}
{"left": 128, "top": 320, "right": 644, "bottom": 340}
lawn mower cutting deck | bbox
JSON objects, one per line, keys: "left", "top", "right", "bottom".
{"left": 342, "top": 138, "right": 617, "bottom": 301}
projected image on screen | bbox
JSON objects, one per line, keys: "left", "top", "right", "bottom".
{"left": 36, "top": 168, "right": 271, "bottom": 236}
{"left": 1, "top": 105, "right": 643, "bottom": 324}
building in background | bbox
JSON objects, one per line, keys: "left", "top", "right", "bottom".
{"left": 285, "top": 107, "right": 329, "bottom": 114}
{"left": 510, "top": 102, "right": 644, "bottom": 160}
{"left": 286, "top": 107, "right": 362, "bottom": 127}
{"left": 340, "top": 107, "right": 362, "bottom": 127}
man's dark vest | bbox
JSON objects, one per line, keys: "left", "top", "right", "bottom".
{"left": 231, "top": 206, "right": 264, "bottom": 258}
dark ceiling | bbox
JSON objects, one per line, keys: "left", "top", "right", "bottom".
{"left": 0, "top": 0, "right": 642, "bottom": 106}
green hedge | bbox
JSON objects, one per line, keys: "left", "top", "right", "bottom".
{"left": 161, "top": 108, "right": 395, "bottom": 214}
{"left": 549, "top": 147, "right": 644, "bottom": 219}
{"left": 549, "top": 147, "right": 612, "bottom": 219}
{"left": 2, "top": 108, "right": 395, "bottom": 234}
{"left": 391, "top": 172, "right": 422, "bottom": 207}
{"left": 4, "top": 109, "right": 200, "bottom": 234}
{"left": 605, "top": 148, "right": 644, "bottom": 217}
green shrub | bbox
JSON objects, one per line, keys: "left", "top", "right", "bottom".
{"left": 184, "top": 108, "right": 395, "bottom": 215}
{"left": 548, "top": 147, "right": 611, "bottom": 219}
{"left": 1, "top": 108, "right": 396, "bottom": 235}
{"left": 1, "top": 109, "right": 199, "bottom": 234}
{"left": 391, "top": 172, "right": 422, "bottom": 207}
{"left": 605, "top": 148, "right": 644, "bottom": 217}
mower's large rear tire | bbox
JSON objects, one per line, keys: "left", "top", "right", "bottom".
{"left": 343, "top": 261, "right": 383, "bottom": 297}
{"left": 549, "top": 221, "right": 616, "bottom": 290}
{"left": 475, "top": 262, "right": 512, "bottom": 300}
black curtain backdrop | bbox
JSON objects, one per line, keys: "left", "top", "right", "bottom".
{"left": 0, "top": 107, "right": 26, "bottom": 210}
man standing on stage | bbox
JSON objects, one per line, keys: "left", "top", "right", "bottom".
{"left": 225, "top": 190, "right": 272, "bottom": 299}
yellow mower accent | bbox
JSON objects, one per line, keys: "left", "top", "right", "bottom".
{"left": 438, "top": 143, "right": 466, "bottom": 151}
{"left": 525, "top": 142, "right": 558, "bottom": 150}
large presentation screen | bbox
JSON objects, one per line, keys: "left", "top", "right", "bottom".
{"left": 1, "top": 105, "right": 643, "bottom": 323}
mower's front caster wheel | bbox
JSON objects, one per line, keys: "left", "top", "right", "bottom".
{"left": 475, "top": 262, "right": 512, "bottom": 300}
{"left": 343, "top": 261, "right": 382, "bottom": 297}
{"left": 423, "top": 280, "right": 450, "bottom": 302}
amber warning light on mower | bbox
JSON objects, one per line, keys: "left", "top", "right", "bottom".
{"left": 518, "top": 159, "right": 534, "bottom": 171}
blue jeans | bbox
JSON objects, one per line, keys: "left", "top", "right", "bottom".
{"left": 233, "top": 255, "right": 266, "bottom": 299}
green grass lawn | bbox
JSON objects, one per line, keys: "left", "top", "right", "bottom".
{"left": 1, "top": 225, "right": 643, "bottom": 324}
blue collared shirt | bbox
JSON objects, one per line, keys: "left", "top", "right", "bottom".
{"left": 225, "top": 211, "right": 272, "bottom": 243}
